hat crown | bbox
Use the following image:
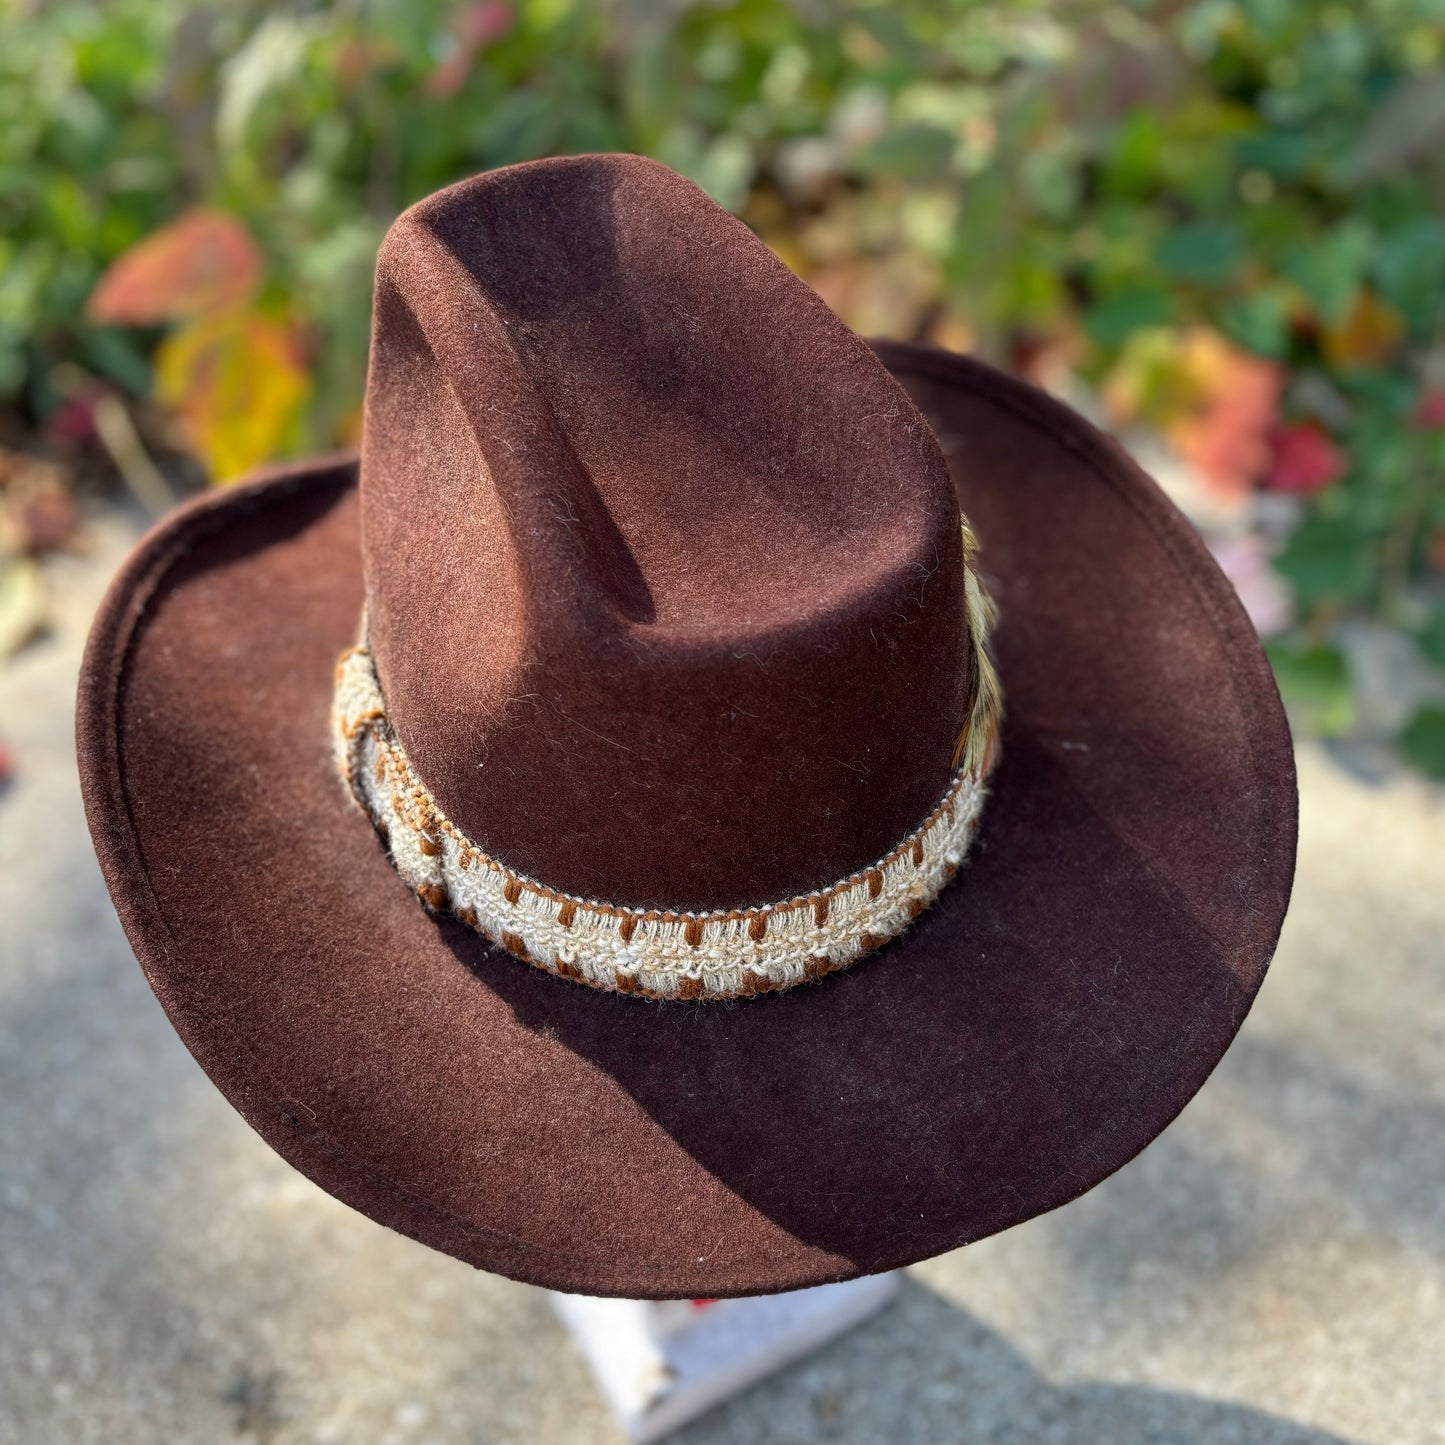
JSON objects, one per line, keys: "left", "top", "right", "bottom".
{"left": 359, "top": 155, "right": 971, "bottom": 912}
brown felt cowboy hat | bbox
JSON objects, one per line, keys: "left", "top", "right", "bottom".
{"left": 77, "top": 154, "right": 1296, "bottom": 1299}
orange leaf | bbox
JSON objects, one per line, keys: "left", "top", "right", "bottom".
{"left": 1167, "top": 329, "right": 1282, "bottom": 498}
{"left": 335, "top": 401, "right": 365, "bottom": 447}
{"left": 1103, "top": 326, "right": 1282, "bottom": 496}
{"left": 87, "top": 210, "right": 263, "bottom": 325}
{"left": 154, "top": 311, "right": 309, "bottom": 482}
{"left": 1320, "top": 290, "right": 1403, "bottom": 369}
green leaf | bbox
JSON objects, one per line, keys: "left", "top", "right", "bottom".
{"left": 1234, "top": 129, "right": 1314, "bottom": 180}
{"left": 687, "top": 134, "right": 755, "bottom": 213}
{"left": 1398, "top": 705, "right": 1445, "bottom": 779}
{"left": 1282, "top": 220, "right": 1372, "bottom": 325}
{"left": 1374, "top": 216, "right": 1445, "bottom": 338}
{"left": 1417, "top": 604, "right": 1445, "bottom": 671}
{"left": 1219, "top": 289, "right": 1290, "bottom": 358}
{"left": 1083, "top": 287, "right": 1173, "bottom": 348}
{"left": 81, "top": 327, "right": 153, "bottom": 397}
{"left": 1156, "top": 221, "right": 1244, "bottom": 284}
{"left": 1101, "top": 111, "right": 1161, "bottom": 197}
{"left": 1272, "top": 514, "right": 1375, "bottom": 611}
{"left": 854, "top": 124, "right": 956, "bottom": 184}
{"left": 0, "top": 332, "right": 25, "bottom": 397}
{"left": 1264, "top": 641, "right": 1354, "bottom": 737}
{"left": 1020, "top": 143, "right": 1082, "bottom": 222}
{"left": 469, "top": 88, "right": 558, "bottom": 166}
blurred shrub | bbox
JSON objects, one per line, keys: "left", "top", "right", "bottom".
{"left": 2, "top": 0, "right": 1445, "bottom": 767}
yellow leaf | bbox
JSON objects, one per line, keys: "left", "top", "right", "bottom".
{"left": 155, "top": 311, "right": 310, "bottom": 482}
{"left": 761, "top": 233, "right": 811, "bottom": 278}
{"left": 926, "top": 311, "right": 975, "bottom": 354}
{"left": 1101, "top": 328, "right": 1193, "bottom": 428}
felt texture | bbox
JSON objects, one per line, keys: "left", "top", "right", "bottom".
{"left": 77, "top": 341, "right": 1297, "bottom": 1298}
{"left": 360, "top": 156, "right": 969, "bottom": 911}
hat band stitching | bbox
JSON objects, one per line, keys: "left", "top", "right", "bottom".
{"left": 331, "top": 549, "right": 1000, "bottom": 1001}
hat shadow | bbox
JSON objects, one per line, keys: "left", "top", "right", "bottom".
{"left": 666, "top": 1278, "right": 1351, "bottom": 1445}
{"left": 447, "top": 719, "right": 1257, "bottom": 1271}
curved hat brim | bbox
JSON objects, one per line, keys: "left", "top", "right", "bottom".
{"left": 78, "top": 344, "right": 1296, "bottom": 1298}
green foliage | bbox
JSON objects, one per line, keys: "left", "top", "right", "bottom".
{"left": 1265, "top": 642, "right": 1355, "bottom": 738}
{"left": 3, "top": 0, "right": 1445, "bottom": 767}
{"left": 1274, "top": 515, "right": 1378, "bottom": 611}
{"left": 1399, "top": 705, "right": 1445, "bottom": 779}
{"left": 1419, "top": 604, "right": 1445, "bottom": 671}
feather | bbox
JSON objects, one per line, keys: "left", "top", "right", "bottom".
{"left": 952, "top": 517, "right": 1004, "bottom": 778}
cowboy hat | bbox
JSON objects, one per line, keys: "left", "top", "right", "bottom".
{"left": 78, "top": 154, "right": 1296, "bottom": 1298}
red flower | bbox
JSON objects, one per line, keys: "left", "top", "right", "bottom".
{"left": 1414, "top": 389, "right": 1445, "bottom": 430}
{"left": 46, "top": 380, "right": 114, "bottom": 446}
{"left": 1265, "top": 421, "right": 1346, "bottom": 495}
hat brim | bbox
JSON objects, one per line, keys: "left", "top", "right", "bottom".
{"left": 78, "top": 343, "right": 1296, "bottom": 1298}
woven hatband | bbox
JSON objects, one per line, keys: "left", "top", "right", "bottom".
{"left": 332, "top": 523, "right": 1001, "bottom": 1001}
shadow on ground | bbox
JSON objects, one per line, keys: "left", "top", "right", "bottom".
{"left": 674, "top": 1278, "right": 1352, "bottom": 1445}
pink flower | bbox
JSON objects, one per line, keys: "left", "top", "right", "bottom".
{"left": 1265, "top": 422, "right": 1346, "bottom": 495}
{"left": 1209, "top": 535, "right": 1292, "bottom": 637}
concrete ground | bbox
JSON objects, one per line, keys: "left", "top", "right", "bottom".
{"left": 2, "top": 511, "right": 1441, "bottom": 1445}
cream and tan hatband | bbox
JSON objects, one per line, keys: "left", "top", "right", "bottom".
{"left": 332, "top": 529, "right": 1001, "bottom": 1002}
